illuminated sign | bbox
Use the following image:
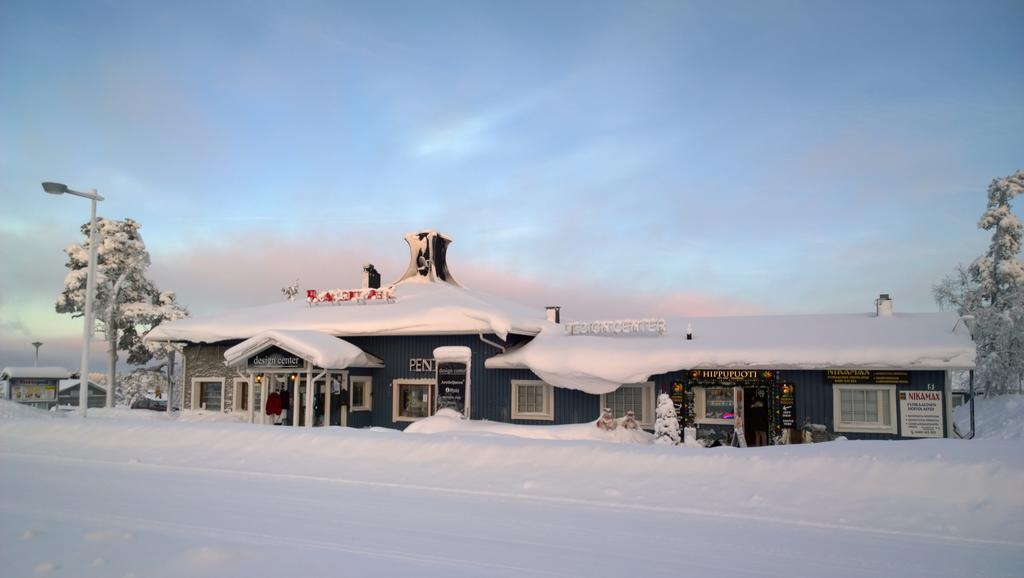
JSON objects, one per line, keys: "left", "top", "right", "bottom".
{"left": 563, "top": 318, "right": 666, "bottom": 336}
{"left": 689, "top": 369, "right": 775, "bottom": 386}
{"left": 825, "top": 370, "right": 909, "bottom": 385}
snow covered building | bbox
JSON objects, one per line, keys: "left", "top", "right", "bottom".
{"left": 146, "top": 231, "right": 975, "bottom": 444}
{"left": 1, "top": 366, "right": 71, "bottom": 410}
{"left": 56, "top": 378, "right": 107, "bottom": 408}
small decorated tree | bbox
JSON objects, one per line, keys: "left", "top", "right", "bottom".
{"left": 655, "top": 393, "right": 681, "bottom": 445}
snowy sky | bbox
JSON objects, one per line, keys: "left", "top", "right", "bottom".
{"left": 1, "top": 0, "right": 1022, "bottom": 369}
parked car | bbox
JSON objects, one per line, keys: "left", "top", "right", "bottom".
{"left": 131, "top": 398, "right": 167, "bottom": 412}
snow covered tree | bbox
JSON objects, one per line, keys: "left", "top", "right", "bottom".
{"left": 970, "top": 170, "right": 1024, "bottom": 308}
{"left": 56, "top": 218, "right": 176, "bottom": 407}
{"left": 934, "top": 170, "right": 1024, "bottom": 395}
{"left": 117, "top": 367, "right": 169, "bottom": 407}
{"left": 654, "top": 393, "right": 681, "bottom": 445}
{"left": 125, "top": 290, "right": 189, "bottom": 410}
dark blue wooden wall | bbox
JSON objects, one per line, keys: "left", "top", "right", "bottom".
{"left": 648, "top": 368, "right": 947, "bottom": 440}
{"left": 343, "top": 334, "right": 602, "bottom": 429}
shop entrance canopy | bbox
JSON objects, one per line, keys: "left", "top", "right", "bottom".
{"left": 224, "top": 330, "right": 384, "bottom": 370}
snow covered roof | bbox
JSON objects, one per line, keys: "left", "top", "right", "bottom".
{"left": 147, "top": 281, "right": 547, "bottom": 344}
{"left": 224, "top": 330, "right": 384, "bottom": 370}
{"left": 58, "top": 379, "right": 107, "bottom": 393}
{"left": 485, "top": 312, "right": 976, "bottom": 394}
{"left": 1, "top": 367, "right": 71, "bottom": 380}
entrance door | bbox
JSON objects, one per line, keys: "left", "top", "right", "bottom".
{"left": 744, "top": 386, "right": 770, "bottom": 446}
{"left": 732, "top": 387, "right": 746, "bottom": 446}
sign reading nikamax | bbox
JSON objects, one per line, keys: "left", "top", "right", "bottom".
{"left": 899, "top": 390, "right": 943, "bottom": 438}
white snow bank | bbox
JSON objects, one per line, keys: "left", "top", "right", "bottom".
{"left": 955, "top": 394, "right": 1024, "bottom": 440}
{"left": 224, "top": 330, "right": 383, "bottom": 369}
{"left": 0, "top": 399, "right": 62, "bottom": 420}
{"left": 405, "top": 408, "right": 653, "bottom": 443}
{"left": 1, "top": 411, "right": 1021, "bottom": 549}
{"left": 488, "top": 312, "right": 975, "bottom": 394}
{"left": 146, "top": 282, "right": 547, "bottom": 343}
{"left": 177, "top": 409, "right": 251, "bottom": 423}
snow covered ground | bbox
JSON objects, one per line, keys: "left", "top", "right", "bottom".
{"left": 2, "top": 403, "right": 1022, "bottom": 577}
{"left": 955, "top": 394, "right": 1024, "bottom": 440}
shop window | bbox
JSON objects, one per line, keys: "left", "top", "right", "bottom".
{"left": 393, "top": 379, "right": 434, "bottom": 422}
{"left": 833, "top": 384, "right": 896, "bottom": 434}
{"left": 511, "top": 380, "right": 554, "bottom": 421}
{"left": 192, "top": 378, "right": 224, "bottom": 411}
{"left": 601, "top": 382, "right": 655, "bottom": 427}
{"left": 351, "top": 377, "right": 372, "bottom": 411}
{"left": 232, "top": 378, "right": 248, "bottom": 412}
{"left": 694, "top": 386, "right": 735, "bottom": 425}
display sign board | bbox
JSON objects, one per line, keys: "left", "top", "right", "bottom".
{"left": 689, "top": 369, "right": 775, "bottom": 386}
{"left": 436, "top": 362, "right": 468, "bottom": 415}
{"left": 899, "top": 390, "right": 944, "bottom": 438}
{"left": 779, "top": 383, "right": 796, "bottom": 428}
{"left": 824, "top": 370, "right": 909, "bottom": 385}
{"left": 248, "top": 346, "right": 302, "bottom": 369}
{"left": 12, "top": 384, "right": 57, "bottom": 402}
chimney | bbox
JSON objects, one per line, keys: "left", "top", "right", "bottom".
{"left": 875, "top": 293, "right": 893, "bottom": 317}
{"left": 362, "top": 264, "right": 381, "bottom": 289}
{"left": 394, "top": 231, "right": 461, "bottom": 286}
{"left": 546, "top": 306, "right": 560, "bottom": 323}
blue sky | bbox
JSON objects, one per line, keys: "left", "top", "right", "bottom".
{"left": 1, "top": 0, "right": 1022, "bottom": 369}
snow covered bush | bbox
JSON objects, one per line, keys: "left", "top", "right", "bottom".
{"left": 935, "top": 170, "right": 1024, "bottom": 395}
{"left": 654, "top": 393, "right": 681, "bottom": 445}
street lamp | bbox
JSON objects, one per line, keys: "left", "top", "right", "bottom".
{"left": 42, "top": 181, "right": 104, "bottom": 417}
{"left": 31, "top": 341, "right": 43, "bottom": 366}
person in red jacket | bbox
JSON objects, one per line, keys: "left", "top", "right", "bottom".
{"left": 265, "top": 389, "right": 283, "bottom": 425}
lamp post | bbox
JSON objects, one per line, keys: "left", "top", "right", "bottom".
{"left": 42, "top": 181, "right": 104, "bottom": 417}
{"left": 31, "top": 342, "right": 43, "bottom": 366}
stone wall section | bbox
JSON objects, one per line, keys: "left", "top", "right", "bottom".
{"left": 183, "top": 343, "right": 236, "bottom": 411}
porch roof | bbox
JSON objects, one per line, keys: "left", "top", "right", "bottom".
{"left": 224, "top": 330, "right": 384, "bottom": 370}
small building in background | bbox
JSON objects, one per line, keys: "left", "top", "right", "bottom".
{"left": 0, "top": 367, "right": 71, "bottom": 410}
{"left": 57, "top": 378, "right": 107, "bottom": 408}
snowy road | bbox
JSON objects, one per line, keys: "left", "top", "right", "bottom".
{"left": 2, "top": 411, "right": 1023, "bottom": 577}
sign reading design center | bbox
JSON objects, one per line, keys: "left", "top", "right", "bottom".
{"left": 248, "top": 346, "right": 302, "bottom": 369}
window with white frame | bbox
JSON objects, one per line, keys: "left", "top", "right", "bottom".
{"left": 693, "top": 386, "right": 735, "bottom": 425}
{"left": 192, "top": 378, "right": 225, "bottom": 411}
{"left": 832, "top": 384, "right": 897, "bottom": 434}
{"left": 393, "top": 379, "right": 434, "bottom": 422}
{"left": 350, "top": 376, "right": 372, "bottom": 411}
{"left": 232, "top": 378, "right": 249, "bottom": 412}
{"left": 601, "top": 382, "right": 655, "bottom": 427}
{"left": 511, "top": 380, "right": 554, "bottom": 420}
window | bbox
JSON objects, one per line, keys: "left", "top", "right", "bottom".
{"left": 601, "top": 382, "right": 655, "bottom": 427}
{"left": 233, "top": 378, "right": 249, "bottom": 412}
{"left": 191, "top": 378, "right": 224, "bottom": 411}
{"left": 833, "top": 384, "right": 897, "bottom": 434}
{"left": 393, "top": 379, "right": 434, "bottom": 422}
{"left": 511, "top": 380, "right": 554, "bottom": 421}
{"left": 694, "top": 386, "right": 735, "bottom": 425}
{"left": 350, "top": 377, "right": 372, "bottom": 411}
